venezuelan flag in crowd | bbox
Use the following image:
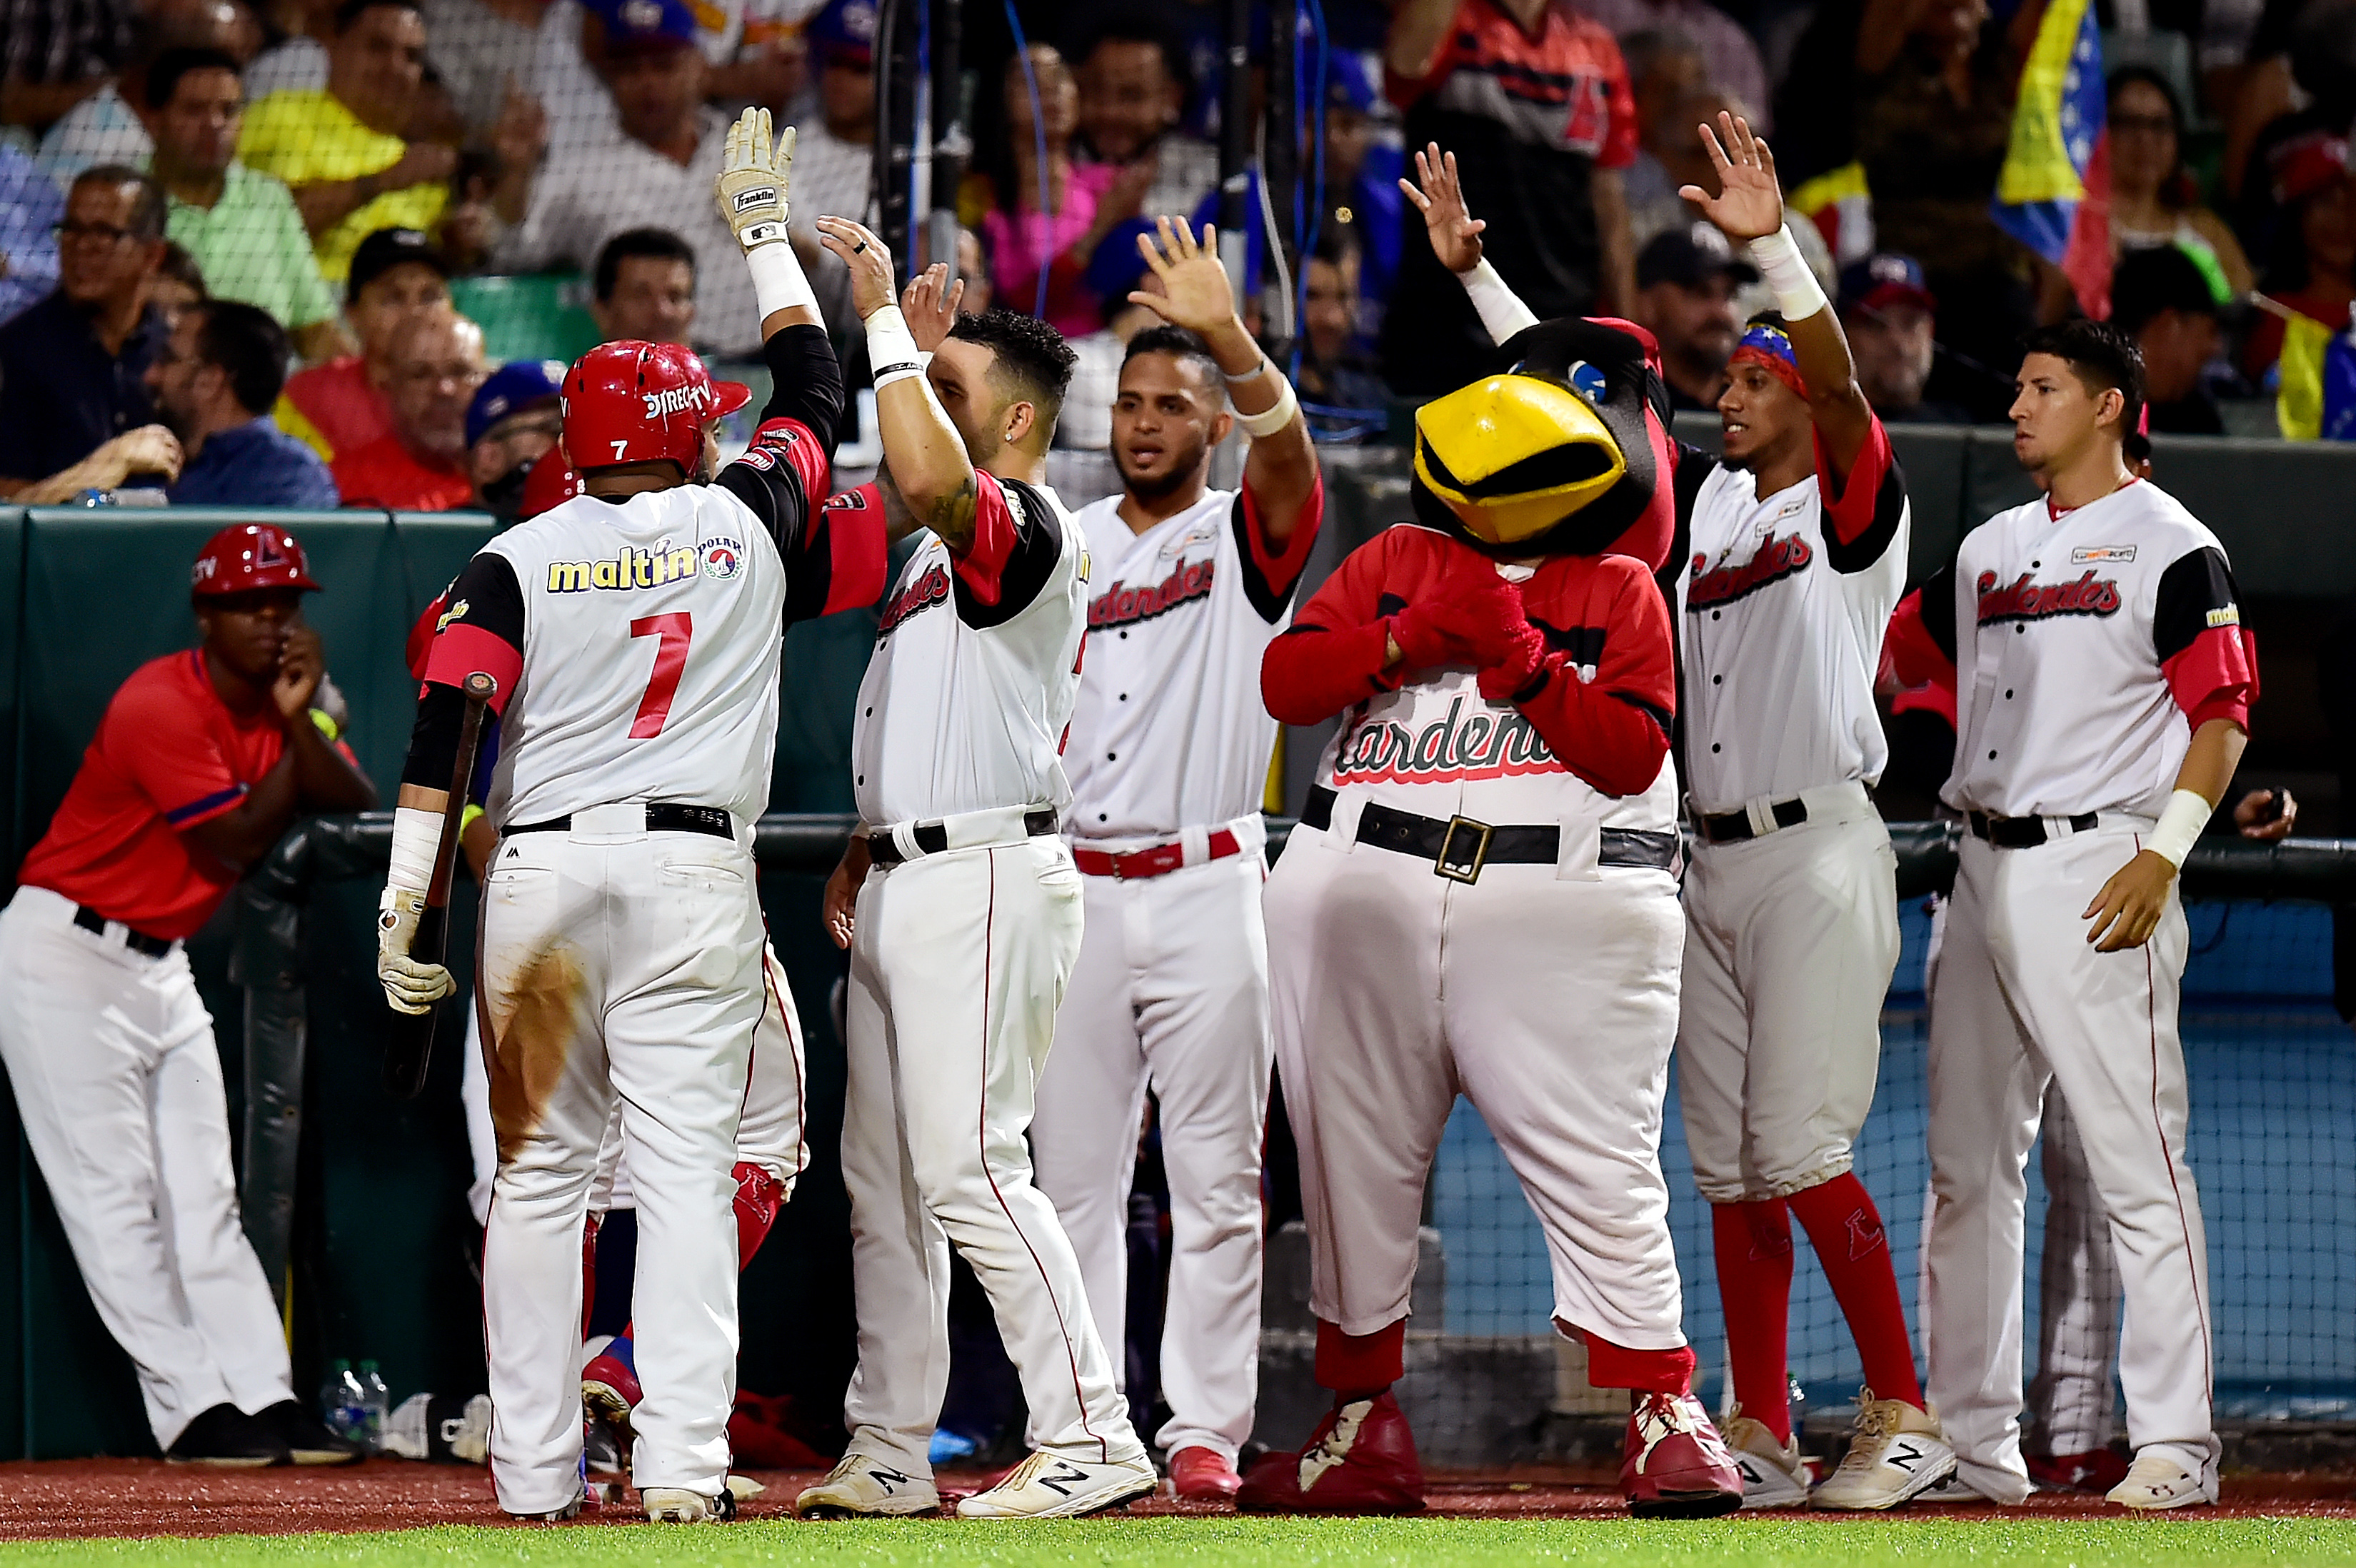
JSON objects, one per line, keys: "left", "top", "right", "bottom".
{"left": 1990, "top": 0, "right": 2112, "bottom": 318}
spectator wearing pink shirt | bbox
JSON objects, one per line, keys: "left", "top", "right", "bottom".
{"left": 966, "top": 44, "right": 1154, "bottom": 337}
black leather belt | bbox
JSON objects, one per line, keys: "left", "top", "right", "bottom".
{"left": 1697, "top": 797, "right": 1810, "bottom": 844}
{"left": 74, "top": 904, "right": 172, "bottom": 957}
{"left": 1302, "top": 785, "right": 1678, "bottom": 883}
{"left": 506, "top": 803, "right": 736, "bottom": 840}
{"left": 869, "top": 808, "right": 1060, "bottom": 869}
{"left": 1967, "top": 808, "right": 2099, "bottom": 849}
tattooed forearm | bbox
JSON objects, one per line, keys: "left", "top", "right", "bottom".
{"left": 926, "top": 476, "right": 981, "bottom": 555}
{"left": 875, "top": 463, "right": 923, "bottom": 543}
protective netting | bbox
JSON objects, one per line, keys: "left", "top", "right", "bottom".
{"left": 1419, "top": 895, "right": 2356, "bottom": 1451}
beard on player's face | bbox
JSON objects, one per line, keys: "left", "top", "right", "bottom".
{"left": 1116, "top": 426, "right": 1210, "bottom": 501}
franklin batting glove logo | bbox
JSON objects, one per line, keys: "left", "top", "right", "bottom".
{"left": 733, "top": 186, "right": 777, "bottom": 211}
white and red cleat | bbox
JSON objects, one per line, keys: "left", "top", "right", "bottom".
{"left": 1620, "top": 1390, "right": 1744, "bottom": 1518}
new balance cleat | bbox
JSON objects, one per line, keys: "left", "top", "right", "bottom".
{"left": 1721, "top": 1412, "right": 1810, "bottom": 1509}
{"left": 2105, "top": 1452, "right": 2218, "bottom": 1510}
{"left": 955, "top": 1449, "right": 1159, "bottom": 1519}
{"left": 643, "top": 1486, "right": 737, "bottom": 1523}
{"left": 792, "top": 1452, "right": 942, "bottom": 1517}
{"left": 1810, "top": 1390, "right": 1958, "bottom": 1511}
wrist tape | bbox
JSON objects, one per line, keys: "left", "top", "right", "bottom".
{"left": 746, "top": 236, "right": 816, "bottom": 318}
{"left": 1749, "top": 224, "right": 1828, "bottom": 322}
{"left": 2147, "top": 788, "right": 2211, "bottom": 870}
{"left": 1236, "top": 375, "right": 1299, "bottom": 439}
{"left": 863, "top": 305, "right": 923, "bottom": 391}
{"left": 386, "top": 805, "right": 442, "bottom": 895}
{"left": 1458, "top": 258, "right": 1540, "bottom": 345}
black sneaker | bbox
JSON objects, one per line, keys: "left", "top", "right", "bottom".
{"left": 166, "top": 1403, "right": 292, "bottom": 1467}
{"left": 257, "top": 1399, "right": 367, "bottom": 1466}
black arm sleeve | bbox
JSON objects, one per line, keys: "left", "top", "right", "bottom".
{"left": 400, "top": 552, "right": 524, "bottom": 790}
{"left": 758, "top": 321, "right": 843, "bottom": 454}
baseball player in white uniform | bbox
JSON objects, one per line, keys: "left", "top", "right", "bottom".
{"left": 1027, "top": 220, "right": 1325, "bottom": 1502}
{"left": 798, "top": 214, "right": 1154, "bottom": 1521}
{"left": 1885, "top": 318, "right": 2258, "bottom": 1510}
{"left": 1648, "top": 118, "right": 1949, "bottom": 1511}
{"left": 378, "top": 110, "right": 883, "bottom": 1523}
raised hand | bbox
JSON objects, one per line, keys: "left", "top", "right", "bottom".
{"left": 903, "top": 261, "right": 966, "bottom": 353}
{"left": 815, "top": 214, "right": 896, "bottom": 318}
{"left": 1126, "top": 216, "right": 1240, "bottom": 335}
{"left": 714, "top": 106, "right": 794, "bottom": 250}
{"left": 1399, "top": 144, "right": 1487, "bottom": 273}
{"left": 1680, "top": 110, "right": 1783, "bottom": 244}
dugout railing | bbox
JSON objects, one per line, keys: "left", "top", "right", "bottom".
{"left": 230, "top": 813, "right": 2356, "bottom": 1469}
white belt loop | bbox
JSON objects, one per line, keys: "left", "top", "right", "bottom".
{"left": 890, "top": 821, "right": 923, "bottom": 862}
{"left": 1744, "top": 798, "right": 1777, "bottom": 839}
{"left": 1178, "top": 824, "right": 1211, "bottom": 867}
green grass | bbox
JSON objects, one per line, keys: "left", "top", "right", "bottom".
{"left": 5, "top": 1517, "right": 2356, "bottom": 1568}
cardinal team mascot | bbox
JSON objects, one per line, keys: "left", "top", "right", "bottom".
{"left": 1240, "top": 317, "right": 1743, "bottom": 1519}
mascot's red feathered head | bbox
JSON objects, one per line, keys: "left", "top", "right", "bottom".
{"left": 1409, "top": 316, "right": 1677, "bottom": 571}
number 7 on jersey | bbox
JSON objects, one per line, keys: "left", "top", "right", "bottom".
{"left": 630, "top": 613, "right": 692, "bottom": 738}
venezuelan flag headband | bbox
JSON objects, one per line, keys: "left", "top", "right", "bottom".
{"left": 1729, "top": 320, "right": 1806, "bottom": 397}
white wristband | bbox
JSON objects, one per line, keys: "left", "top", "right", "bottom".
{"left": 746, "top": 238, "right": 816, "bottom": 319}
{"left": 1457, "top": 257, "right": 1540, "bottom": 345}
{"left": 863, "top": 304, "right": 923, "bottom": 391}
{"left": 1749, "top": 224, "right": 1828, "bottom": 322}
{"left": 1236, "top": 374, "right": 1299, "bottom": 439}
{"left": 2146, "top": 788, "right": 2212, "bottom": 870}
{"left": 386, "top": 804, "right": 443, "bottom": 893}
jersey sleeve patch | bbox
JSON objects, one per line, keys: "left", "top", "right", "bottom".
{"left": 1816, "top": 415, "right": 1905, "bottom": 571}
{"left": 421, "top": 552, "right": 527, "bottom": 713}
{"left": 951, "top": 474, "right": 1066, "bottom": 628}
{"left": 1232, "top": 471, "right": 1325, "bottom": 623}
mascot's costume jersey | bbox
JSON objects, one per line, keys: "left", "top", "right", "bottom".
{"left": 1239, "top": 318, "right": 1743, "bottom": 1520}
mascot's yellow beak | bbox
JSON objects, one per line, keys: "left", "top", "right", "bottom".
{"left": 1413, "top": 373, "right": 1628, "bottom": 544}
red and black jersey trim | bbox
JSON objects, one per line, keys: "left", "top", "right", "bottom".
{"left": 2154, "top": 547, "right": 2240, "bottom": 663}
{"left": 1231, "top": 482, "right": 1322, "bottom": 624}
{"left": 1818, "top": 420, "right": 1906, "bottom": 575}
{"left": 952, "top": 476, "right": 1066, "bottom": 630}
{"left": 404, "top": 551, "right": 526, "bottom": 790}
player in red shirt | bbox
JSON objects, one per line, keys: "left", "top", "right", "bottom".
{"left": 0, "top": 524, "right": 375, "bottom": 1467}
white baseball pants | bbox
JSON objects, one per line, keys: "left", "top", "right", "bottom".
{"left": 1033, "top": 846, "right": 1271, "bottom": 1462}
{"left": 0, "top": 885, "right": 295, "bottom": 1450}
{"left": 2027, "top": 1084, "right": 2124, "bottom": 1455}
{"left": 1678, "top": 792, "right": 1900, "bottom": 1202}
{"left": 840, "top": 833, "right": 1142, "bottom": 1473}
{"left": 1925, "top": 826, "right": 2216, "bottom": 1504}
{"left": 1263, "top": 821, "right": 1689, "bottom": 1350}
{"left": 476, "top": 822, "right": 765, "bottom": 1514}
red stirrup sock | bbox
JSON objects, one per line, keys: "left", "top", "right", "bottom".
{"left": 1787, "top": 1172, "right": 1923, "bottom": 1408}
{"left": 1711, "top": 1200, "right": 1795, "bottom": 1442}
{"left": 1315, "top": 1319, "right": 1405, "bottom": 1399}
{"left": 1578, "top": 1331, "right": 1698, "bottom": 1394}
{"left": 581, "top": 1215, "right": 600, "bottom": 1339}
{"left": 733, "top": 1161, "right": 786, "bottom": 1270}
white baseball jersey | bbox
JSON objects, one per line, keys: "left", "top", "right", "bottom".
{"left": 1063, "top": 481, "right": 1320, "bottom": 840}
{"left": 1283, "top": 525, "right": 1680, "bottom": 834}
{"left": 851, "top": 474, "right": 1088, "bottom": 826}
{"left": 1930, "top": 478, "right": 2256, "bottom": 820}
{"left": 1673, "top": 420, "right": 1910, "bottom": 815}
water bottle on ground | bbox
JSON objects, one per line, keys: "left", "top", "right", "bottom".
{"left": 356, "top": 1360, "right": 391, "bottom": 1454}
{"left": 320, "top": 1360, "right": 370, "bottom": 1446}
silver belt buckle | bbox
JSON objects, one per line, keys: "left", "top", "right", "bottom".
{"left": 1435, "top": 815, "right": 1493, "bottom": 884}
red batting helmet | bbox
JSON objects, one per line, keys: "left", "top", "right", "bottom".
{"left": 518, "top": 451, "right": 583, "bottom": 518}
{"left": 191, "top": 523, "right": 322, "bottom": 596}
{"left": 560, "top": 341, "right": 751, "bottom": 475}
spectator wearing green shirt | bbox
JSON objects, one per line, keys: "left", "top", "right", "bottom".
{"left": 236, "top": 0, "right": 454, "bottom": 285}
{"left": 146, "top": 46, "right": 347, "bottom": 363}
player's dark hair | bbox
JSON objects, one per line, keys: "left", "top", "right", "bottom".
{"left": 2110, "top": 245, "right": 2220, "bottom": 336}
{"left": 1121, "top": 323, "right": 1224, "bottom": 400}
{"left": 1068, "top": 8, "right": 1191, "bottom": 94}
{"left": 74, "top": 165, "right": 167, "bottom": 241}
{"left": 593, "top": 226, "right": 698, "bottom": 302}
{"left": 192, "top": 300, "right": 294, "bottom": 415}
{"left": 146, "top": 46, "right": 240, "bottom": 112}
{"left": 2020, "top": 318, "right": 2146, "bottom": 434}
{"left": 334, "top": 0, "right": 421, "bottom": 34}
{"left": 951, "top": 307, "right": 1079, "bottom": 421}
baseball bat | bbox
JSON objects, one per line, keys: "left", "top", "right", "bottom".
{"left": 383, "top": 670, "right": 498, "bottom": 1099}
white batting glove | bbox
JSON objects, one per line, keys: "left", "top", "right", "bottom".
{"left": 377, "top": 886, "right": 455, "bottom": 1015}
{"left": 714, "top": 106, "right": 794, "bottom": 251}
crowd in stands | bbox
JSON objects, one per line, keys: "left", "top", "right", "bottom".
{"left": 9, "top": 0, "right": 2356, "bottom": 513}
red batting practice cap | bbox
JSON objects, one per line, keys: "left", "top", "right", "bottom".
{"left": 191, "top": 523, "right": 322, "bottom": 596}
{"left": 561, "top": 341, "right": 751, "bottom": 475}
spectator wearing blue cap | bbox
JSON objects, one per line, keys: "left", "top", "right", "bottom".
{"left": 147, "top": 298, "right": 340, "bottom": 508}
{"left": 1835, "top": 251, "right": 1970, "bottom": 424}
{"left": 492, "top": 0, "right": 768, "bottom": 356}
{"left": 465, "top": 358, "right": 566, "bottom": 518}
{"left": 782, "top": 0, "right": 877, "bottom": 338}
